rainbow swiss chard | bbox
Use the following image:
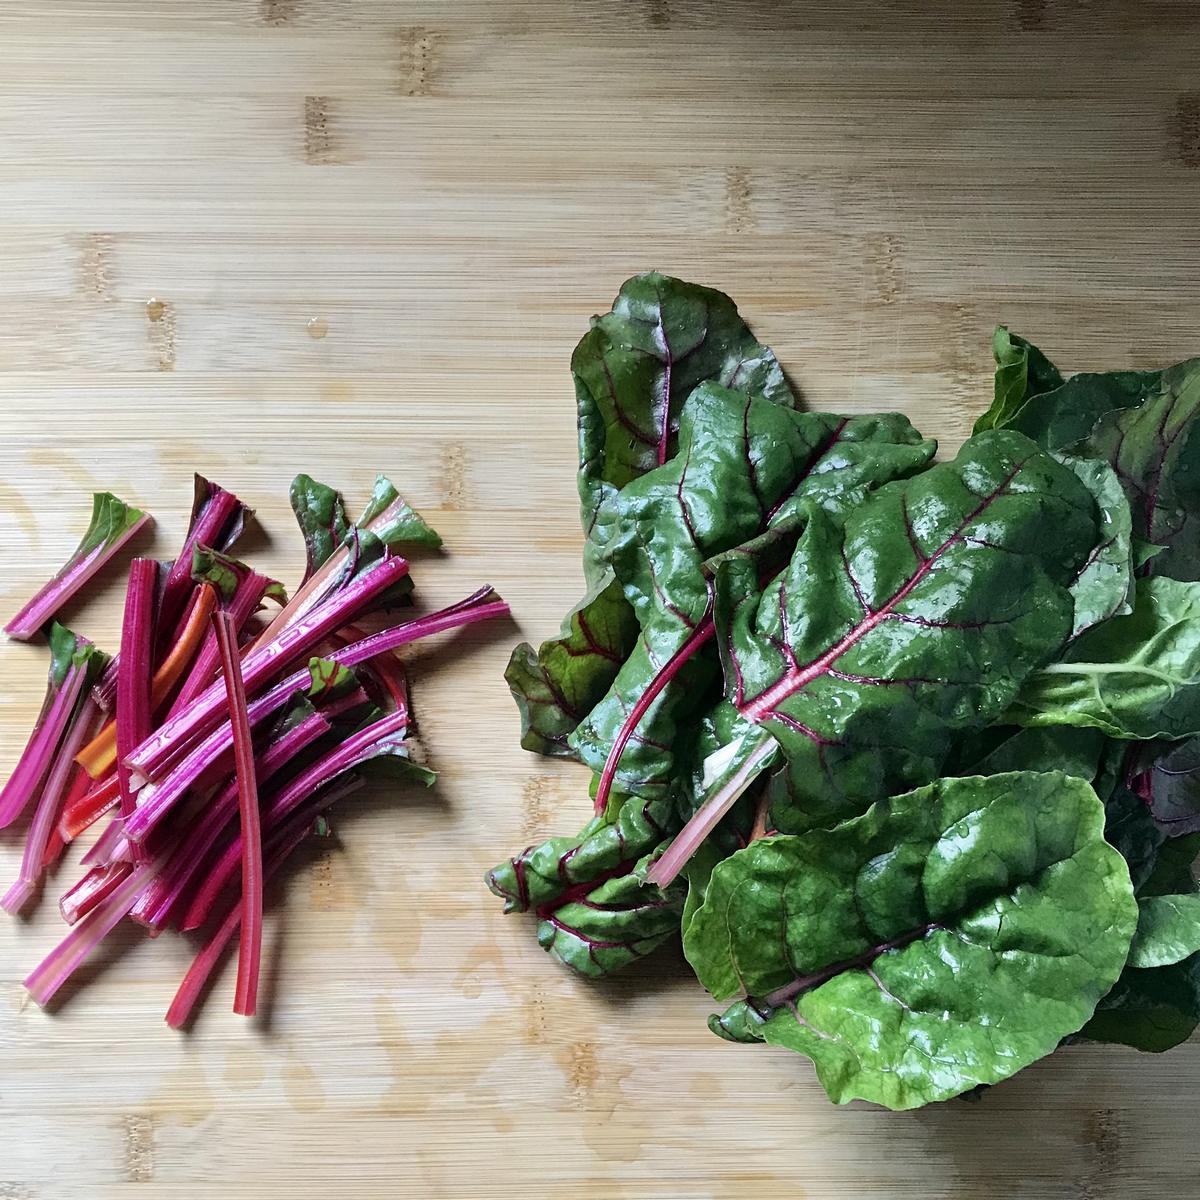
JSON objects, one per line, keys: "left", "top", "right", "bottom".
{"left": 490, "top": 284, "right": 1200, "bottom": 1110}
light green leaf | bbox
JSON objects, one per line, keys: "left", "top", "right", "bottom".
{"left": 1010, "top": 577, "right": 1200, "bottom": 739}
{"left": 973, "top": 326, "right": 1065, "bottom": 434}
{"left": 684, "top": 771, "right": 1136, "bottom": 1108}
{"left": 1129, "top": 894, "right": 1200, "bottom": 968}
{"left": 1056, "top": 455, "right": 1134, "bottom": 636}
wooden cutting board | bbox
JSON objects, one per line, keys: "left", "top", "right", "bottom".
{"left": 1, "top": 2, "right": 1198, "bottom": 1196}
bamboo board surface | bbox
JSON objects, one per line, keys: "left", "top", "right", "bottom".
{"left": 1, "top": 2, "right": 1199, "bottom": 1196}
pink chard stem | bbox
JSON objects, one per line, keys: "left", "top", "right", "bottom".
{"left": 1, "top": 696, "right": 104, "bottom": 914}
{"left": 122, "top": 588, "right": 507, "bottom": 843}
{"left": 25, "top": 859, "right": 160, "bottom": 1006}
{"left": 593, "top": 615, "right": 716, "bottom": 816}
{"left": 212, "top": 609, "right": 265, "bottom": 1018}
{"left": 645, "top": 732, "right": 779, "bottom": 890}
{"left": 126, "top": 553, "right": 413, "bottom": 786}
{"left": 4, "top": 493, "right": 152, "bottom": 641}
{"left": 116, "top": 559, "right": 159, "bottom": 823}
{"left": 0, "top": 624, "right": 104, "bottom": 829}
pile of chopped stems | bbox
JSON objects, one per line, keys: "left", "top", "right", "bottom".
{"left": 1, "top": 474, "right": 507, "bottom": 1025}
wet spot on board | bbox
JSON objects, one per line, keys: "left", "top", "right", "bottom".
{"left": 1173, "top": 93, "right": 1200, "bottom": 168}
{"left": 78, "top": 233, "right": 115, "bottom": 300}
{"left": 303, "top": 97, "right": 338, "bottom": 165}
{"left": 283, "top": 1054, "right": 327, "bottom": 1113}
{"left": 726, "top": 168, "right": 755, "bottom": 234}
{"left": 144, "top": 1052, "right": 216, "bottom": 1127}
{"left": 147, "top": 298, "right": 176, "bottom": 370}
{"left": 0, "top": 484, "right": 38, "bottom": 538}
{"left": 121, "top": 1113, "right": 154, "bottom": 1182}
{"left": 688, "top": 1071, "right": 725, "bottom": 1100}
{"left": 440, "top": 442, "right": 468, "bottom": 510}
{"left": 223, "top": 1047, "right": 267, "bottom": 1091}
{"left": 398, "top": 28, "right": 439, "bottom": 97}
{"left": 453, "top": 941, "right": 505, "bottom": 1000}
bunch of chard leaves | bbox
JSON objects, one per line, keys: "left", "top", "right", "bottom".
{"left": 490, "top": 273, "right": 1200, "bottom": 1109}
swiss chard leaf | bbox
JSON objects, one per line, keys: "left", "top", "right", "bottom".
{"left": 504, "top": 579, "right": 639, "bottom": 758}
{"left": 1081, "top": 955, "right": 1200, "bottom": 1053}
{"left": 290, "top": 475, "right": 351, "bottom": 583}
{"left": 1057, "top": 455, "right": 1135, "bottom": 636}
{"left": 1073, "top": 357, "right": 1200, "bottom": 580}
{"left": 1128, "top": 894, "right": 1200, "bottom": 969}
{"left": 507, "top": 274, "right": 793, "bottom": 758}
{"left": 574, "top": 271, "right": 795, "bottom": 566}
{"left": 1147, "top": 735, "right": 1200, "bottom": 835}
{"left": 358, "top": 474, "right": 443, "bottom": 550}
{"left": 1009, "top": 577, "right": 1200, "bottom": 739}
{"left": 684, "top": 771, "right": 1136, "bottom": 1108}
{"left": 534, "top": 849, "right": 685, "bottom": 978}
{"left": 486, "top": 791, "right": 676, "bottom": 917}
{"left": 713, "top": 431, "right": 1100, "bottom": 834}
{"left": 4, "top": 492, "right": 152, "bottom": 641}
{"left": 190, "top": 544, "right": 286, "bottom": 607}
{"left": 949, "top": 724, "right": 1105, "bottom": 779}
{"left": 486, "top": 790, "right": 681, "bottom": 978}
{"left": 973, "top": 326, "right": 1065, "bottom": 434}
{"left": 1098, "top": 760, "right": 1167, "bottom": 895}
{"left": 1008, "top": 369, "right": 1163, "bottom": 452}
{"left": 570, "top": 385, "right": 935, "bottom": 795}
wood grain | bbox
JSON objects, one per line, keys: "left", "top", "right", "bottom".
{"left": 0, "top": 2, "right": 1198, "bottom": 1196}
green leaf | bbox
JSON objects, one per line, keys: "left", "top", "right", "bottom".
{"left": 1102, "top": 774, "right": 1167, "bottom": 894}
{"left": 535, "top": 849, "right": 685, "bottom": 978}
{"left": 289, "top": 474, "right": 351, "bottom": 582}
{"left": 973, "top": 326, "right": 1065, "bottom": 434}
{"left": 1056, "top": 455, "right": 1135, "bottom": 636}
{"left": 504, "top": 578, "right": 639, "bottom": 758}
{"left": 1010, "top": 577, "right": 1200, "bottom": 739}
{"left": 189, "top": 543, "right": 275, "bottom": 605}
{"left": 1129, "top": 894, "right": 1200, "bottom": 968}
{"left": 1081, "top": 951, "right": 1200, "bottom": 1053}
{"left": 358, "top": 474, "right": 443, "bottom": 550}
{"left": 509, "top": 274, "right": 793, "bottom": 759}
{"left": 950, "top": 724, "right": 1106, "bottom": 780}
{"left": 1073, "top": 358, "right": 1200, "bottom": 580}
{"left": 569, "top": 384, "right": 935, "bottom": 794}
{"left": 1147, "top": 735, "right": 1200, "bottom": 835}
{"left": 485, "top": 790, "right": 677, "bottom": 916}
{"left": 1008, "top": 369, "right": 1163, "bottom": 452}
{"left": 486, "top": 790, "right": 681, "bottom": 978}
{"left": 573, "top": 271, "right": 795, "bottom": 565}
{"left": 1139, "top": 832, "right": 1200, "bottom": 897}
{"left": 713, "top": 431, "right": 1101, "bottom": 834}
{"left": 46, "top": 621, "right": 108, "bottom": 690}
{"left": 684, "top": 771, "right": 1137, "bottom": 1108}
{"left": 306, "top": 656, "right": 360, "bottom": 703}
{"left": 76, "top": 491, "right": 150, "bottom": 559}
{"left": 680, "top": 840, "right": 724, "bottom": 943}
